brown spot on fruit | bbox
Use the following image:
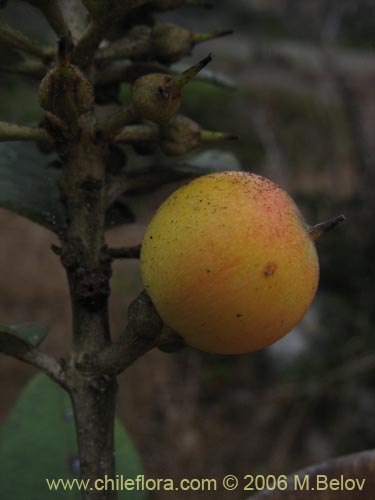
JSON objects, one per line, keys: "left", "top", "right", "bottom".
{"left": 264, "top": 262, "right": 277, "bottom": 277}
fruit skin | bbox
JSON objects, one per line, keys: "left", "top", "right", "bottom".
{"left": 140, "top": 171, "right": 319, "bottom": 354}
{"left": 131, "top": 73, "right": 181, "bottom": 123}
{"left": 151, "top": 24, "right": 194, "bottom": 63}
{"left": 131, "top": 54, "right": 212, "bottom": 123}
{"left": 160, "top": 114, "right": 201, "bottom": 155}
{"left": 160, "top": 114, "right": 238, "bottom": 155}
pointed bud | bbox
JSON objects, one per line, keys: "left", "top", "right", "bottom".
{"left": 151, "top": 24, "right": 231, "bottom": 64}
{"left": 160, "top": 115, "right": 201, "bottom": 155}
{"left": 151, "top": 24, "right": 193, "bottom": 64}
{"left": 115, "top": 124, "right": 160, "bottom": 144}
{"left": 173, "top": 53, "right": 213, "bottom": 88}
{"left": 131, "top": 55, "right": 212, "bottom": 123}
{"left": 160, "top": 114, "right": 237, "bottom": 156}
{"left": 193, "top": 29, "right": 233, "bottom": 44}
{"left": 308, "top": 215, "right": 346, "bottom": 241}
{"left": 114, "top": 124, "right": 159, "bottom": 155}
{"left": 200, "top": 130, "right": 239, "bottom": 142}
{"left": 39, "top": 39, "right": 94, "bottom": 124}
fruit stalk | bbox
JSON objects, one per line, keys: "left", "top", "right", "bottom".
{"left": 114, "top": 123, "right": 160, "bottom": 143}
{"left": 72, "top": 1, "right": 150, "bottom": 68}
{"left": 0, "top": 121, "right": 52, "bottom": 144}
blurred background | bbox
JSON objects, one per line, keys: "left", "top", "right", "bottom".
{"left": 0, "top": 0, "right": 374, "bottom": 498}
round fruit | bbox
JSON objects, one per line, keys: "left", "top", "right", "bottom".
{"left": 140, "top": 171, "right": 319, "bottom": 354}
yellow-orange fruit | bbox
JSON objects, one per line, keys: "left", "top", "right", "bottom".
{"left": 140, "top": 171, "right": 319, "bottom": 354}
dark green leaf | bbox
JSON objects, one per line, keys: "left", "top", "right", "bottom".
{"left": 124, "top": 151, "right": 241, "bottom": 195}
{"left": 0, "top": 374, "right": 145, "bottom": 500}
{"left": 0, "top": 142, "right": 135, "bottom": 232}
{"left": 187, "top": 149, "right": 242, "bottom": 171}
{"left": 0, "top": 322, "right": 49, "bottom": 356}
{"left": 0, "top": 142, "right": 64, "bottom": 231}
{"left": 124, "top": 166, "right": 197, "bottom": 195}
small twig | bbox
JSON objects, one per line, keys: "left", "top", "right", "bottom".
{"left": 0, "top": 121, "right": 53, "bottom": 144}
{"left": 96, "top": 30, "right": 151, "bottom": 64}
{"left": 114, "top": 123, "right": 160, "bottom": 144}
{"left": 95, "top": 61, "right": 165, "bottom": 86}
{"left": 105, "top": 172, "right": 128, "bottom": 209}
{"left": 72, "top": 1, "right": 151, "bottom": 68}
{"left": 96, "top": 291, "right": 164, "bottom": 375}
{"left": 97, "top": 105, "right": 137, "bottom": 138}
{"left": 71, "top": 19, "right": 106, "bottom": 68}
{"left": 108, "top": 245, "right": 142, "bottom": 259}
{"left": 21, "top": 349, "right": 68, "bottom": 388}
{"left": 0, "top": 60, "right": 46, "bottom": 79}
{"left": 0, "top": 21, "right": 50, "bottom": 61}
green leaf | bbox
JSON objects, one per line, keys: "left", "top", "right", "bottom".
{"left": 0, "top": 141, "right": 63, "bottom": 231}
{"left": 0, "top": 142, "right": 135, "bottom": 232}
{"left": 187, "top": 149, "right": 242, "bottom": 171}
{"left": 0, "top": 322, "right": 49, "bottom": 356}
{"left": 124, "top": 151, "right": 241, "bottom": 195}
{"left": 124, "top": 165, "right": 198, "bottom": 195}
{"left": 0, "top": 374, "right": 146, "bottom": 500}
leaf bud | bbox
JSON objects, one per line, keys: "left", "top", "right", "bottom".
{"left": 160, "top": 114, "right": 238, "bottom": 156}
{"left": 131, "top": 54, "right": 212, "bottom": 123}
{"left": 151, "top": 24, "right": 232, "bottom": 63}
{"left": 151, "top": 24, "right": 193, "bottom": 63}
{"left": 160, "top": 115, "right": 200, "bottom": 155}
{"left": 39, "top": 42, "right": 94, "bottom": 124}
